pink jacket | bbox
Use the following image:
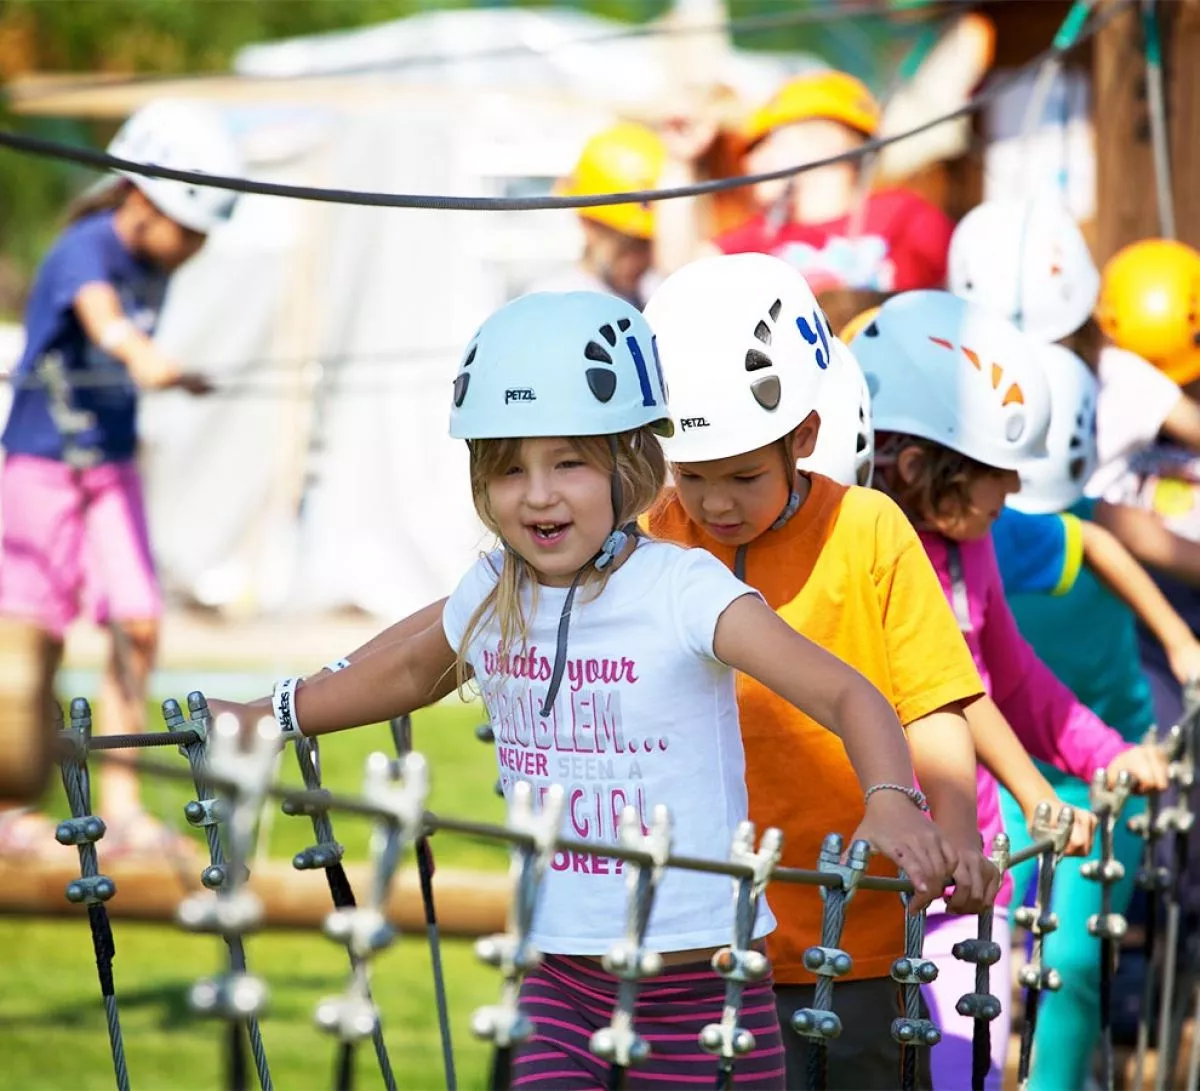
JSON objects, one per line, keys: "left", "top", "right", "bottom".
{"left": 919, "top": 530, "right": 1131, "bottom": 903}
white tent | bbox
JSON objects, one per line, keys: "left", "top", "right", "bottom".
{"left": 138, "top": 6, "right": 811, "bottom": 622}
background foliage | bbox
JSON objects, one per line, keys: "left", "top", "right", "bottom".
{"left": 0, "top": 0, "right": 917, "bottom": 313}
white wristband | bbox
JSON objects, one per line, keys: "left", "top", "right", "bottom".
{"left": 324, "top": 658, "right": 351, "bottom": 674}
{"left": 272, "top": 676, "right": 303, "bottom": 738}
{"left": 98, "top": 317, "right": 135, "bottom": 355}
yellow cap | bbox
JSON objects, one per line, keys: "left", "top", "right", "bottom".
{"left": 557, "top": 122, "right": 666, "bottom": 240}
{"left": 743, "top": 71, "right": 881, "bottom": 148}
{"left": 840, "top": 306, "right": 882, "bottom": 345}
{"left": 1095, "top": 239, "right": 1200, "bottom": 372}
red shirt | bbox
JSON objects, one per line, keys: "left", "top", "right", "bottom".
{"left": 715, "top": 188, "right": 953, "bottom": 293}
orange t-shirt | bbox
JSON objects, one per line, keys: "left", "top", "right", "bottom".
{"left": 646, "top": 475, "right": 983, "bottom": 983}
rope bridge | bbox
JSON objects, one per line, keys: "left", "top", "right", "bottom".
{"left": 35, "top": 687, "right": 1200, "bottom": 1091}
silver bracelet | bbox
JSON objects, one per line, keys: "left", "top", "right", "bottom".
{"left": 864, "top": 782, "right": 930, "bottom": 813}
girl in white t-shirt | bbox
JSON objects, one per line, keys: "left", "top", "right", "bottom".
{"left": 213, "top": 290, "right": 964, "bottom": 1088}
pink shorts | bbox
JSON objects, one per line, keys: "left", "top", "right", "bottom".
{"left": 0, "top": 454, "right": 162, "bottom": 638}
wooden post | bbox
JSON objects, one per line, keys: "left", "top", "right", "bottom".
{"left": 1094, "top": 0, "right": 1200, "bottom": 264}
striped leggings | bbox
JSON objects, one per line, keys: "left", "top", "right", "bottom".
{"left": 511, "top": 954, "right": 786, "bottom": 1089}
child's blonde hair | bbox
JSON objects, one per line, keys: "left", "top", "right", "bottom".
{"left": 456, "top": 426, "right": 667, "bottom": 690}
{"left": 875, "top": 432, "right": 1005, "bottom": 526}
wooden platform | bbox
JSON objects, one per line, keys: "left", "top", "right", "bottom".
{"left": 0, "top": 857, "right": 510, "bottom": 935}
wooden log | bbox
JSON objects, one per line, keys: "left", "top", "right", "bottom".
{"left": 1094, "top": 0, "right": 1200, "bottom": 262}
{"left": 0, "top": 619, "right": 55, "bottom": 802}
{"left": 0, "top": 858, "right": 509, "bottom": 935}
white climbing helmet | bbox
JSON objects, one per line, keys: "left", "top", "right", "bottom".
{"left": 108, "top": 100, "right": 243, "bottom": 234}
{"left": 947, "top": 196, "right": 1101, "bottom": 343}
{"left": 850, "top": 290, "right": 1051, "bottom": 471}
{"left": 449, "top": 291, "right": 672, "bottom": 440}
{"left": 644, "top": 252, "right": 831, "bottom": 463}
{"left": 798, "top": 336, "right": 875, "bottom": 487}
{"left": 1008, "top": 342, "right": 1098, "bottom": 515}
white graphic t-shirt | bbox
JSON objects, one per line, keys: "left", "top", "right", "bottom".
{"left": 442, "top": 540, "right": 776, "bottom": 955}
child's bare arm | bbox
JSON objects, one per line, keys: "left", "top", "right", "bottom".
{"left": 1093, "top": 500, "right": 1200, "bottom": 589}
{"left": 1079, "top": 517, "right": 1200, "bottom": 684}
{"left": 319, "top": 597, "right": 449, "bottom": 674}
{"left": 906, "top": 704, "right": 1001, "bottom": 910}
{"left": 713, "top": 594, "right": 962, "bottom": 911}
{"left": 1162, "top": 392, "right": 1200, "bottom": 451}
{"left": 293, "top": 617, "right": 458, "bottom": 737}
{"left": 963, "top": 694, "right": 1096, "bottom": 856}
{"left": 212, "top": 617, "right": 458, "bottom": 741}
{"left": 74, "top": 283, "right": 190, "bottom": 390}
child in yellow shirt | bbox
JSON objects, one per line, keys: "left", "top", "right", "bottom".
{"left": 642, "top": 252, "right": 997, "bottom": 1089}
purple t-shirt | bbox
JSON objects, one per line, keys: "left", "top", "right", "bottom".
{"left": 2, "top": 211, "right": 166, "bottom": 463}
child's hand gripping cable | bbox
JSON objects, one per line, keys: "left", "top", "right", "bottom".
{"left": 1103, "top": 743, "right": 1171, "bottom": 794}
{"left": 982, "top": 567, "right": 1173, "bottom": 800}
{"left": 965, "top": 695, "right": 1098, "bottom": 857}
{"left": 1077, "top": 516, "right": 1200, "bottom": 690}
{"left": 75, "top": 282, "right": 212, "bottom": 394}
{"left": 904, "top": 703, "right": 1006, "bottom": 913}
{"left": 712, "top": 594, "right": 998, "bottom": 914}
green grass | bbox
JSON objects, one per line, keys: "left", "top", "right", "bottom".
{"left": 1, "top": 699, "right": 512, "bottom": 1091}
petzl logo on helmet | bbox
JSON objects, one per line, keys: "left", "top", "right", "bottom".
{"left": 680, "top": 417, "right": 711, "bottom": 430}
{"left": 504, "top": 388, "right": 537, "bottom": 404}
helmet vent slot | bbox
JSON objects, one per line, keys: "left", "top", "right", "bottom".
{"left": 585, "top": 341, "right": 613, "bottom": 364}
{"left": 587, "top": 368, "right": 617, "bottom": 403}
{"left": 751, "top": 376, "right": 781, "bottom": 411}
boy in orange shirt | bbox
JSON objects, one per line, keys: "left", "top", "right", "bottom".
{"left": 643, "top": 253, "right": 997, "bottom": 1088}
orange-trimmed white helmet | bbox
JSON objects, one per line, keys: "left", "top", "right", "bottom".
{"left": 850, "top": 290, "right": 1051, "bottom": 471}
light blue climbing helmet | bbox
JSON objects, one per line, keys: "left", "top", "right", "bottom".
{"left": 449, "top": 291, "right": 673, "bottom": 440}
{"left": 448, "top": 290, "right": 673, "bottom": 718}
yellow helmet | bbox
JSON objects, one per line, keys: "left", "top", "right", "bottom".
{"left": 840, "top": 305, "right": 882, "bottom": 345}
{"left": 743, "top": 70, "right": 881, "bottom": 148}
{"left": 1096, "top": 239, "right": 1200, "bottom": 383}
{"left": 557, "top": 122, "right": 666, "bottom": 241}
{"left": 1160, "top": 348, "right": 1200, "bottom": 387}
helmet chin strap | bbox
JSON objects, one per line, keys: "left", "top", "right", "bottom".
{"left": 539, "top": 436, "right": 637, "bottom": 716}
{"left": 733, "top": 437, "right": 802, "bottom": 582}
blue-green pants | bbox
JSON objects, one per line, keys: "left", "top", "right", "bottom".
{"left": 1000, "top": 781, "right": 1144, "bottom": 1090}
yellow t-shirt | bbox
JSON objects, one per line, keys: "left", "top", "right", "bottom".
{"left": 646, "top": 475, "right": 983, "bottom": 983}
